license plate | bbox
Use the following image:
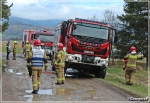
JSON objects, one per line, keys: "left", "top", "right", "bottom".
{"left": 84, "top": 50, "right": 94, "bottom": 54}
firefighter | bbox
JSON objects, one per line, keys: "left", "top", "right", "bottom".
{"left": 12, "top": 41, "right": 17, "bottom": 60}
{"left": 6, "top": 41, "right": 11, "bottom": 60}
{"left": 25, "top": 41, "right": 31, "bottom": 60}
{"left": 124, "top": 46, "right": 143, "bottom": 85}
{"left": 27, "top": 39, "right": 48, "bottom": 94}
{"left": 54, "top": 43, "right": 66, "bottom": 85}
{"left": 26, "top": 47, "right": 32, "bottom": 78}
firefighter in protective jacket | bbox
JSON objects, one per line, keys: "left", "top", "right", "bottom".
{"left": 26, "top": 47, "right": 32, "bottom": 78}
{"left": 124, "top": 46, "right": 143, "bottom": 85}
{"left": 6, "top": 41, "right": 11, "bottom": 60}
{"left": 13, "top": 41, "right": 17, "bottom": 60}
{"left": 27, "top": 39, "right": 48, "bottom": 94}
{"left": 25, "top": 41, "right": 31, "bottom": 60}
{"left": 54, "top": 43, "right": 66, "bottom": 85}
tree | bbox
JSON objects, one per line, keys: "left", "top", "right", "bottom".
{"left": 102, "top": 8, "right": 120, "bottom": 30}
{"left": 102, "top": 8, "right": 120, "bottom": 65}
{"left": 116, "top": 2, "right": 148, "bottom": 66}
{"left": 2, "top": 0, "right": 13, "bottom": 33}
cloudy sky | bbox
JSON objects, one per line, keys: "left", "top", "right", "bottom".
{"left": 7, "top": 0, "right": 125, "bottom": 20}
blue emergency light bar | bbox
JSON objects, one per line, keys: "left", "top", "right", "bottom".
{"left": 75, "top": 18, "right": 107, "bottom": 25}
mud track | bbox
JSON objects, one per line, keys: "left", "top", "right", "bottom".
{"left": 1, "top": 53, "right": 145, "bottom": 103}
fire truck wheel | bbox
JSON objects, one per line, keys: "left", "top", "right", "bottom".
{"left": 95, "top": 67, "right": 106, "bottom": 79}
{"left": 100, "top": 67, "right": 106, "bottom": 79}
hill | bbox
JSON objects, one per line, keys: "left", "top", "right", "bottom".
{"left": 2, "top": 16, "right": 65, "bottom": 40}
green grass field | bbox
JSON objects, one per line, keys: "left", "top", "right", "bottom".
{"left": 104, "top": 66, "right": 148, "bottom": 97}
{"left": 0, "top": 59, "right": 5, "bottom": 73}
{"left": 1, "top": 41, "right": 22, "bottom": 54}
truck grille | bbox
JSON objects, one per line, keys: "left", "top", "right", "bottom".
{"left": 72, "top": 44, "right": 107, "bottom": 55}
{"left": 82, "top": 55, "right": 95, "bottom": 64}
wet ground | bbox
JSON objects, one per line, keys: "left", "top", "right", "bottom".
{"left": 1, "top": 53, "right": 146, "bottom": 103}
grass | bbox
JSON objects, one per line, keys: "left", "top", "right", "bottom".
{"left": 0, "top": 59, "right": 6, "bottom": 72}
{"left": 103, "top": 66, "right": 149, "bottom": 97}
{"left": 1, "top": 41, "right": 22, "bottom": 54}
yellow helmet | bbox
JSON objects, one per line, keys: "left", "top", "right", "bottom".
{"left": 14, "top": 41, "right": 17, "bottom": 44}
{"left": 26, "top": 41, "right": 29, "bottom": 44}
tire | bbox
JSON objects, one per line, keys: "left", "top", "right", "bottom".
{"left": 95, "top": 66, "right": 106, "bottom": 79}
{"left": 100, "top": 67, "right": 106, "bottom": 79}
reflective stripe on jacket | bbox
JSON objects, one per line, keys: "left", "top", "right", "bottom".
{"left": 30, "top": 48, "right": 47, "bottom": 67}
{"left": 124, "top": 53, "right": 138, "bottom": 67}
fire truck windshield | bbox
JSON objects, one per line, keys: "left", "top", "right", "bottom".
{"left": 72, "top": 22, "right": 108, "bottom": 40}
{"left": 37, "top": 34, "right": 54, "bottom": 42}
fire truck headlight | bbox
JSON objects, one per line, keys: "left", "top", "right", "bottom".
{"left": 101, "top": 60, "right": 106, "bottom": 64}
{"left": 67, "top": 55, "right": 73, "bottom": 60}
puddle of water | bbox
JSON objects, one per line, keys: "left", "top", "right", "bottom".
{"left": 23, "top": 95, "right": 39, "bottom": 102}
{"left": 23, "top": 95, "right": 33, "bottom": 97}
{"left": 5, "top": 68, "right": 14, "bottom": 73}
{"left": 24, "top": 88, "right": 74, "bottom": 101}
{"left": 16, "top": 72, "right": 23, "bottom": 76}
{"left": 25, "top": 89, "right": 53, "bottom": 95}
{"left": 86, "top": 90, "right": 99, "bottom": 99}
{"left": 55, "top": 88, "right": 74, "bottom": 96}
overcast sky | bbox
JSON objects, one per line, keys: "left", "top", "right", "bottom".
{"left": 7, "top": 0, "right": 125, "bottom": 20}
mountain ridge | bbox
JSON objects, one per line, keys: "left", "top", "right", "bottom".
{"left": 3, "top": 16, "right": 65, "bottom": 40}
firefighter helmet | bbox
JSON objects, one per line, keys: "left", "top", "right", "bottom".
{"left": 57, "top": 43, "right": 63, "bottom": 49}
{"left": 14, "top": 41, "right": 17, "bottom": 44}
{"left": 26, "top": 41, "right": 29, "bottom": 44}
{"left": 34, "top": 39, "right": 42, "bottom": 46}
{"left": 130, "top": 46, "right": 136, "bottom": 54}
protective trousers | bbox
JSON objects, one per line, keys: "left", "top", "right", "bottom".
{"left": 13, "top": 52, "right": 16, "bottom": 60}
{"left": 32, "top": 67, "right": 42, "bottom": 90}
{"left": 28, "top": 66, "right": 32, "bottom": 77}
{"left": 6, "top": 52, "right": 10, "bottom": 59}
{"left": 125, "top": 67, "right": 136, "bottom": 84}
{"left": 55, "top": 66, "right": 65, "bottom": 83}
{"left": 26, "top": 51, "right": 30, "bottom": 59}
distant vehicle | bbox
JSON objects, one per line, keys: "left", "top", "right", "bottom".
{"left": 22, "top": 29, "right": 54, "bottom": 60}
{"left": 51, "top": 18, "right": 118, "bottom": 79}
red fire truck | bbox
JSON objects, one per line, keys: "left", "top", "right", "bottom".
{"left": 22, "top": 29, "right": 54, "bottom": 60}
{"left": 52, "top": 18, "right": 118, "bottom": 78}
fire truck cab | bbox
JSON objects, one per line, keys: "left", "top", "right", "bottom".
{"left": 22, "top": 29, "right": 54, "bottom": 60}
{"left": 52, "top": 18, "right": 118, "bottom": 78}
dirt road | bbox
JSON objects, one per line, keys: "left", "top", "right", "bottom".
{"left": 1, "top": 53, "right": 144, "bottom": 102}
